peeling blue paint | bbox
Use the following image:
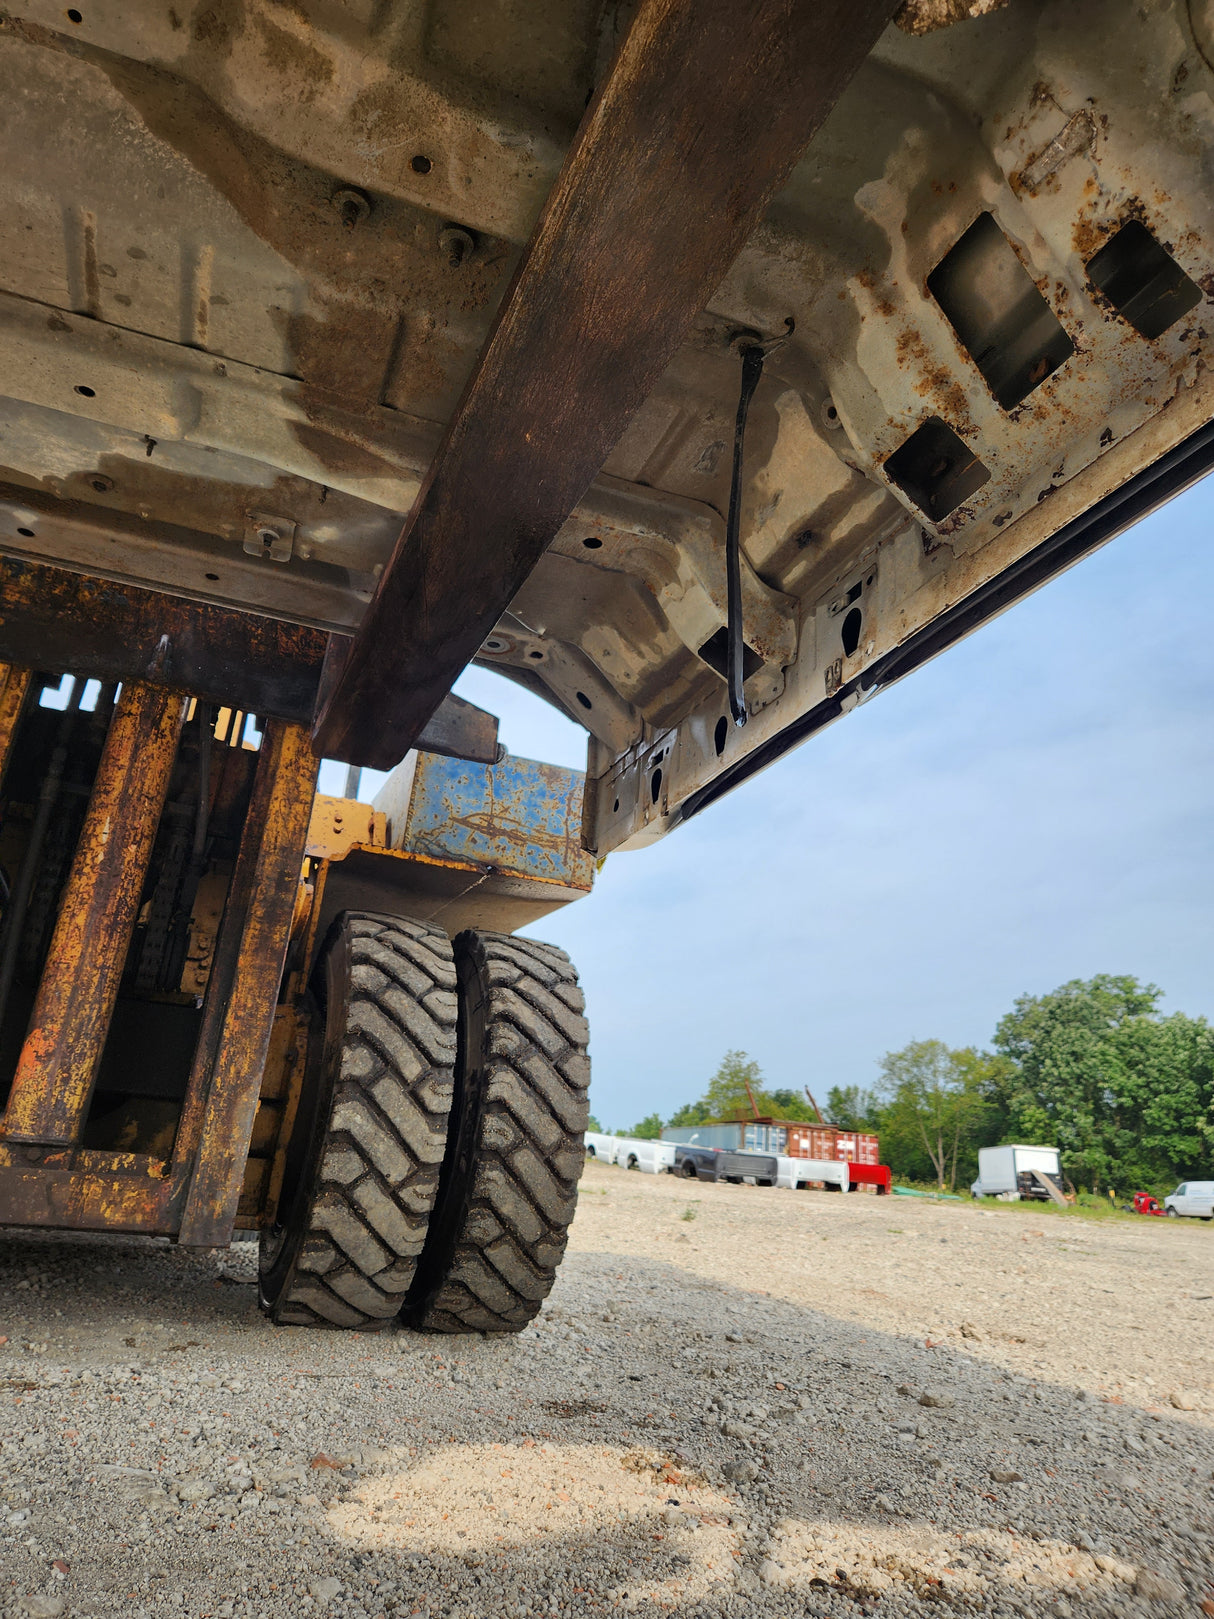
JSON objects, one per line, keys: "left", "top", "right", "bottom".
{"left": 401, "top": 752, "right": 593, "bottom": 889}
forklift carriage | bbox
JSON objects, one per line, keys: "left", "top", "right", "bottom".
{"left": 0, "top": 661, "right": 592, "bottom": 1333}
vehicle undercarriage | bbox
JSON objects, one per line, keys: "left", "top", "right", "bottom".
{"left": 0, "top": 0, "right": 1209, "bottom": 1322}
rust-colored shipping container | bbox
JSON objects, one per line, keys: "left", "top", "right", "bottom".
{"left": 784, "top": 1125, "right": 880, "bottom": 1165}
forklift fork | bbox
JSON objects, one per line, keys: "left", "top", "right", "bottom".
{"left": 0, "top": 662, "right": 317, "bottom": 1247}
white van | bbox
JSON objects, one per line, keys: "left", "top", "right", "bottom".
{"left": 1163, "top": 1181, "right": 1214, "bottom": 1220}
{"left": 617, "top": 1138, "right": 676, "bottom": 1174}
{"left": 584, "top": 1131, "right": 620, "bottom": 1165}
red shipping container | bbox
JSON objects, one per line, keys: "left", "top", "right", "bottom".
{"left": 783, "top": 1123, "right": 879, "bottom": 1164}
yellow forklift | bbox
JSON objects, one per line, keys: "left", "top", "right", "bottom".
{"left": 0, "top": 656, "right": 591, "bottom": 1333}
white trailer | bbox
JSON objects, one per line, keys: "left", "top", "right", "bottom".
{"left": 972, "top": 1145, "right": 1064, "bottom": 1201}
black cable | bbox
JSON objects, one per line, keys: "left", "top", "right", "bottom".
{"left": 726, "top": 343, "right": 766, "bottom": 726}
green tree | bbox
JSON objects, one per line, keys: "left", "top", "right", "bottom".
{"left": 631, "top": 1112, "right": 663, "bottom": 1139}
{"left": 768, "top": 1087, "right": 816, "bottom": 1121}
{"left": 825, "top": 1084, "right": 878, "bottom": 1130}
{"left": 702, "top": 1050, "right": 769, "bottom": 1120}
{"left": 993, "top": 975, "right": 1214, "bottom": 1188}
{"left": 1126, "top": 1012, "right": 1214, "bottom": 1176}
{"left": 667, "top": 1098, "right": 713, "bottom": 1128}
{"left": 875, "top": 1040, "right": 1001, "bottom": 1190}
{"left": 586, "top": 1114, "right": 603, "bottom": 1132}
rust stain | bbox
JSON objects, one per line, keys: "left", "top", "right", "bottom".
{"left": 1072, "top": 195, "right": 1152, "bottom": 265}
{"left": 896, "top": 326, "right": 973, "bottom": 432}
{"left": 177, "top": 721, "right": 319, "bottom": 1249}
{"left": 0, "top": 664, "right": 32, "bottom": 789}
{"left": 1, "top": 684, "right": 186, "bottom": 1147}
{"left": 0, "top": 1143, "right": 185, "bottom": 1234}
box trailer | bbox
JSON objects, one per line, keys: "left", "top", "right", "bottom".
{"left": 972, "top": 1145, "right": 1065, "bottom": 1203}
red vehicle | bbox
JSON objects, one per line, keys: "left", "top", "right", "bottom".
{"left": 1128, "top": 1192, "right": 1166, "bottom": 1216}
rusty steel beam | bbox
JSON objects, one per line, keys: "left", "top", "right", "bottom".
{"left": 1, "top": 683, "right": 186, "bottom": 1147}
{"left": 312, "top": 0, "right": 899, "bottom": 767}
{"left": 416, "top": 691, "right": 501, "bottom": 764}
{"left": 0, "top": 662, "right": 31, "bottom": 787}
{"left": 0, "top": 552, "right": 329, "bottom": 722}
{"left": 0, "top": 554, "right": 500, "bottom": 761}
{"left": 0, "top": 1144, "right": 185, "bottom": 1234}
{"left": 176, "top": 720, "right": 318, "bottom": 1249}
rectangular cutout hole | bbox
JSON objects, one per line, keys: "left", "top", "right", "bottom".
{"left": 697, "top": 627, "right": 763, "bottom": 683}
{"left": 927, "top": 211, "right": 1074, "bottom": 409}
{"left": 884, "top": 416, "right": 990, "bottom": 522}
{"left": 1086, "top": 219, "right": 1203, "bottom": 340}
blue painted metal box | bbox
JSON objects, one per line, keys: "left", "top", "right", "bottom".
{"left": 377, "top": 751, "right": 593, "bottom": 892}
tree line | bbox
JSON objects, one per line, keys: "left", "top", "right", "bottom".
{"left": 601, "top": 976, "right": 1214, "bottom": 1192}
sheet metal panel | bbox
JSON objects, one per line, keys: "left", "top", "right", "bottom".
{"left": 393, "top": 752, "right": 593, "bottom": 892}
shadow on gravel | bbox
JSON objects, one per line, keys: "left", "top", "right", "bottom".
{"left": 0, "top": 1232, "right": 1210, "bottom": 1615}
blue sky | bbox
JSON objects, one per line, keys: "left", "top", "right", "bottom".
{"left": 321, "top": 477, "right": 1214, "bottom": 1133}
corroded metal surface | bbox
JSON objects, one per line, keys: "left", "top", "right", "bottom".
{"left": 304, "top": 749, "right": 595, "bottom": 947}
{"left": 895, "top": 0, "right": 1009, "bottom": 33}
{"left": 381, "top": 751, "right": 594, "bottom": 891}
{"left": 1, "top": 682, "right": 185, "bottom": 1146}
{"left": 0, "top": 1145, "right": 184, "bottom": 1234}
{"left": 313, "top": 843, "right": 590, "bottom": 949}
{"left": 175, "top": 720, "right": 319, "bottom": 1249}
{"left": 0, "top": 1, "right": 1208, "bottom": 842}
{"left": 414, "top": 692, "right": 502, "bottom": 765}
{"left": 0, "top": 553, "right": 329, "bottom": 720}
{"left": 257, "top": 1003, "right": 308, "bottom": 1233}
{"left": 0, "top": 663, "right": 31, "bottom": 788}
{"left": 304, "top": 795, "right": 386, "bottom": 861}
{"left": 311, "top": 0, "right": 897, "bottom": 763}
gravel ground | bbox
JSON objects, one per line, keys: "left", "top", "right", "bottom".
{"left": 1, "top": 1161, "right": 1211, "bottom": 1618}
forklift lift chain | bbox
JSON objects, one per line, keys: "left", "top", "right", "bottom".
{"left": 258, "top": 912, "right": 457, "bottom": 1329}
{"left": 404, "top": 931, "right": 590, "bottom": 1334}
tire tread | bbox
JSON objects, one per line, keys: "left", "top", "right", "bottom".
{"left": 412, "top": 930, "right": 589, "bottom": 1334}
{"left": 259, "top": 913, "right": 456, "bottom": 1329}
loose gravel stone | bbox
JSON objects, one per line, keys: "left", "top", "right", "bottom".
{"left": 0, "top": 1163, "right": 1211, "bottom": 1619}
{"left": 1134, "top": 1568, "right": 1187, "bottom": 1602}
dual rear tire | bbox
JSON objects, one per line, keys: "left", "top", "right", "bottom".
{"left": 259, "top": 914, "right": 590, "bottom": 1334}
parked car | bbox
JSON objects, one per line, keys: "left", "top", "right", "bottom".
{"left": 618, "top": 1138, "right": 677, "bottom": 1174}
{"left": 584, "top": 1132, "right": 620, "bottom": 1164}
{"left": 1163, "top": 1181, "right": 1214, "bottom": 1220}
